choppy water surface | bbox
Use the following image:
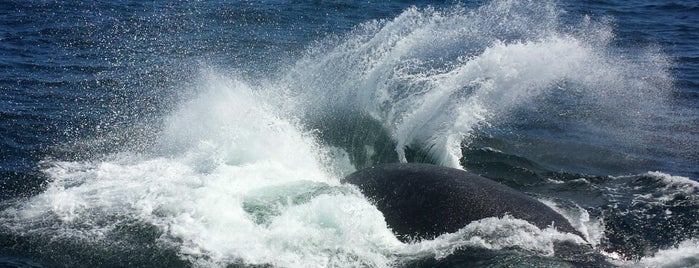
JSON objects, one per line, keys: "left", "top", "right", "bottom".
{"left": 1, "top": 0, "right": 697, "bottom": 267}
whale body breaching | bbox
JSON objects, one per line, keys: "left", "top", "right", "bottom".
{"left": 343, "top": 163, "right": 581, "bottom": 242}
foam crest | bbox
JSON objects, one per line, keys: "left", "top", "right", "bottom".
{"left": 624, "top": 171, "right": 699, "bottom": 205}
{"left": 648, "top": 171, "right": 699, "bottom": 190}
{"left": 399, "top": 215, "right": 586, "bottom": 260}
{"left": 631, "top": 239, "right": 699, "bottom": 268}
{"left": 1, "top": 0, "right": 680, "bottom": 266}
{"left": 285, "top": 0, "right": 668, "bottom": 169}
{"left": 2, "top": 73, "right": 407, "bottom": 267}
{"left": 539, "top": 198, "right": 605, "bottom": 247}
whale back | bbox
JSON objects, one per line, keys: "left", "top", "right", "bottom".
{"left": 344, "top": 163, "right": 580, "bottom": 241}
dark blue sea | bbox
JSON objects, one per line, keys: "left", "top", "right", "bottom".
{"left": 1, "top": 0, "right": 697, "bottom": 267}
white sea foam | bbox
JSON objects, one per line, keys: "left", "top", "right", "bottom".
{"left": 399, "top": 215, "right": 586, "bottom": 262}
{"left": 648, "top": 171, "right": 699, "bottom": 192}
{"left": 285, "top": 1, "right": 669, "bottom": 169}
{"left": 539, "top": 199, "right": 605, "bottom": 247}
{"left": 621, "top": 239, "right": 699, "bottom": 268}
{"left": 0, "top": 0, "right": 679, "bottom": 267}
{"left": 4, "top": 73, "right": 402, "bottom": 267}
{"left": 4, "top": 72, "right": 589, "bottom": 267}
{"left": 621, "top": 171, "right": 699, "bottom": 205}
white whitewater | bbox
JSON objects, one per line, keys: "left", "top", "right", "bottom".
{"left": 2, "top": 0, "right": 687, "bottom": 267}
{"left": 284, "top": 1, "right": 670, "bottom": 169}
{"left": 1, "top": 71, "right": 585, "bottom": 267}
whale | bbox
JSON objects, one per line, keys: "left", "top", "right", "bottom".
{"left": 343, "top": 163, "right": 582, "bottom": 242}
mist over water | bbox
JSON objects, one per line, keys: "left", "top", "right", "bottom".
{"left": 1, "top": 0, "right": 697, "bottom": 267}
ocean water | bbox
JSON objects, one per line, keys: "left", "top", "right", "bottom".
{"left": 0, "top": 0, "right": 697, "bottom": 267}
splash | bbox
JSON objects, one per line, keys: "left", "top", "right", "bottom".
{"left": 285, "top": 1, "right": 670, "bottom": 170}
{"left": 2, "top": 72, "right": 403, "bottom": 267}
{"left": 401, "top": 215, "right": 585, "bottom": 260}
{"left": 0, "top": 0, "right": 678, "bottom": 267}
{"left": 2, "top": 71, "right": 588, "bottom": 268}
{"left": 626, "top": 239, "right": 699, "bottom": 268}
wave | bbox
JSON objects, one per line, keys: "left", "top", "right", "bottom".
{"left": 283, "top": 0, "right": 671, "bottom": 171}
{"left": 0, "top": 0, "right": 686, "bottom": 267}
{"left": 401, "top": 215, "right": 585, "bottom": 259}
{"left": 0, "top": 72, "right": 589, "bottom": 268}
{"left": 633, "top": 239, "right": 699, "bottom": 268}
{"left": 0, "top": 71, "right": 601, "bottom": 267}
{"left": 2, "top": 73, "right": 401, "bottom": 267}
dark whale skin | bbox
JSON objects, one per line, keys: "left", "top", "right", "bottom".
{"left": 343, "top": 163, "right": 582, "bottom": 242}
